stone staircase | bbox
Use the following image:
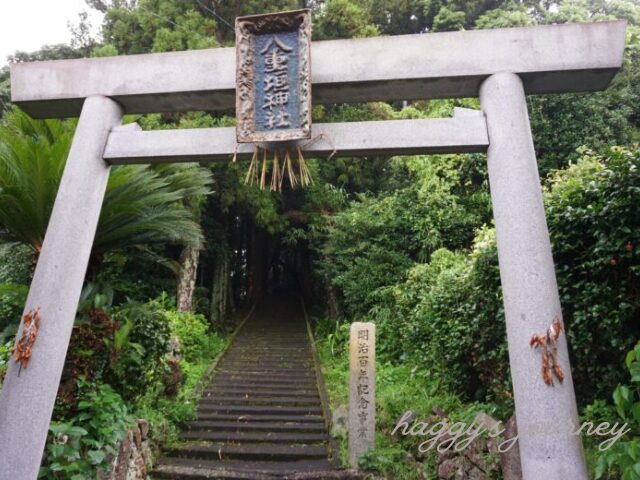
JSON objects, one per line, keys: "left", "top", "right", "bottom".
{"left": 153, "top": 300, "right": 350, "bottom": 479}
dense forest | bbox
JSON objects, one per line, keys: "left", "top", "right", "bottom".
{"left": 0, "top": 0, "right": 639, "bottom": 479}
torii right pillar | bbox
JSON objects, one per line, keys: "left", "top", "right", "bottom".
{"left": 480, "top": 72, "right": 587, "bottom": 479}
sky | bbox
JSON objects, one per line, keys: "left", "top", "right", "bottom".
{"left": 0, "top": 0, "right": 104, "bottom": 67}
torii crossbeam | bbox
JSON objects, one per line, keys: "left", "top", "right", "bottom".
{"left": 0, "top": 20, "right": 627, "bottom": 480}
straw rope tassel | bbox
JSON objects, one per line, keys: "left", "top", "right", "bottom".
{"left": 297, "top": 146, "right": 313, "bottom": 187}
{"left": 260, "top": 147, "right": 268, "bottom": 190}
{"left": 284, "top": 149, "right": 298, "bottom": 188}
{"left": 238, "top": 133, "right": 338, "bottom": 190}
{"left": 271, "top": 150, "right": 281, "bottom": 192}
{"left": 244, "top": 146, "right": 257, "bottom": 185}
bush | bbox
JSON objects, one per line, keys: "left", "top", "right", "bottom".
{"left": 0, "top": 340, "right": 11, "bottom": 386}
{"left": 546, "top": 146, "right": 640, "bottom": 403}
{"left": 108, "top": 300, "right": 172, "bottom": 400}
{"left": 321, "top": 146, "right": 640, "bottom": 409}
{"left": 0, "top": 283, "right": 28, "bottom": 338}
{"left": 0, "top": 242, "right": 31, "bottom": 284}
{"left": 165, "top": 309, "right": 211, "bottom": 362}
{"left": 595, "top": 341, "right": 640, "bottom": 479}
{"left": 40, "top": 381, "right": 132, "bottom": 479}
{"left": 0, "top": 241, "right": 31, "bottom": 334}
{"left": 319, "top": 157, "right": 488, "bottom": 319}
{"left": 396, "top": 231, "right": 508, "bottom": 403}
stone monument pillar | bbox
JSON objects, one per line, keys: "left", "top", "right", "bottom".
{"left": 0, "top": 95, "right": 123, "bottom": 480}
{"left": 348, "top": 322, "right": 375, "bottom": 468}
{"left": 479, "top": 72, "right": 587, "bottom": 480}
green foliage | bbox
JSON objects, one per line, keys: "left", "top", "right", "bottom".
{"left": 165, "top": 310, "right": 211, "bottom": 362}
{"left": 315, "top": 316, "right": 500, "bottom": 478}
{"left": 40, "top": 381, "right": 133, "bottom": 479}
{"left": 0, "top": 243, "right": 31, "bottom": 335}
{"left": 596, "top": 341, "right": 640, "bottom": 479}
{"left": 475, "top": 7, "right": 531, "bottom": 29}
{"left": 90, "top": 44, "right": 118, "bottom": 58}
{"left": 546, "top": 146, "right": 640, "bottom": 402}
{"left": 313, "top": 0, "right": 379, "bottom": 40}
{"left": 109, "top": 300, "right": 172, "bottom": 399}
{"left": 0, "top": 283, "right": 28, "bottom": 340}
{"left": 0, "top": 108, "right": 212, "bottom": 259}
{"left": 0, "top": 242, "right": 31, "bottom": 333}
{"left": 320, "top": 145, "right": 640, "bottom": 409}
{"left": 0, "top": 340, "right": 11, "bottom": 386}
{"left": 394, "top": 237, "right": 508, "bottom": 401}
{"left": 319, "top": 156, "right": 489, "bottom": 320}
{"left": 100, "top": 0, "right": 220, "bottom": 55}
{"left": 432, "top": 7, "right": 466, "bottom": 32}
{"left": 0, "top": 66, "right": 10, "bottom": 116}
{"left": 0, "top": 109, "right": 72, "bottom": 250}
{"left": 130, "top": 305, "right": 227, "bottom": 446}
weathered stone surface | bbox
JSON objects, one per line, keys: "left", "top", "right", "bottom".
{"left": 348, "top": 322, "right": 375, "bottom": 468}
{"left": 103, "top": 114, "right": 489, "bottom": 165}
{"left": 480, "top": 72, "right": 587, "bottom": 479}
{"left": 10, "top": 22, "right": 626, "bottom": 118}
{"left": 0, "top": 95, "right": 123, "bottom": 480}
{"left": 106, "top": 420, "right": 152, "bottom": 480}
{"left": 438, "top": 457, "right": 465, "bottom": 479}
{"left": 474, "top": 412, "right": 500, "bottom": 432}
{"left": 432, "top": 411, "right": 503, "bottom": 480}
{"left": 138, "top": 419, "right": 149, "bottom": 441}
{"left": 501, "top": 415, "right": 522, "bottom": 480}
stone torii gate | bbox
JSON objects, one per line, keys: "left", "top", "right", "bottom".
{"left": 0, "top": 20, "right": 627, "bottom": 480}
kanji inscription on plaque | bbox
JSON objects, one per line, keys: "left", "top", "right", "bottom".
{"left": 235, "top": 9, "right": 311, "bottom": 143}
{"left": 349, "top": 322, "right": 376, "bottom": 467}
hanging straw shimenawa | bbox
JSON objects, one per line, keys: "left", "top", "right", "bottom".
{"left": 233, "top": 9, "right": 335, "bottom": 191}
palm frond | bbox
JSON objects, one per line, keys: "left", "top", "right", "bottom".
{"left": 0, "top": 107, "right": 214, "bottom": 257}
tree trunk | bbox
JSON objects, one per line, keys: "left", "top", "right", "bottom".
{"left": 177, "top": 245, "right": 199, "bottom": 312}
{"left": 210, "top": 257, "right": 229, "bottom": 324}
{"left": 327, "top": 285, "right": 343, "bottom": 319}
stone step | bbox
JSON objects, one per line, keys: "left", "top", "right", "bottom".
{"left": 195, "top": 413, "right": 324, "bottom": 423}
{"left": 209, "top": 378, "right": 318, "bottom": 388}
{"left": 166, "top": 442, "right": 329, "bottom": 461}
{"left": 203, "top": 389, "right": 319, "bottom": 399}
{"left": 199, "top": 396, "right": 320, "bottom": 407}
{"left": 197, "top": 404, "right": 323, "bottom": 416}
{"left": 187, "top": 421, "right": 327, "bottom": 433}
{"left": 217, "top": 363, "right": 314, "bottom": 369}
{"left": 180, "top": 431, "right": 330, "bottom": 444}
{"left": 153, "top": 301, "right": 342, "bottom": 479}
{"left": 206, "top": 382, "right": 318, "bottom": 391}
{"left": 214, "top": 370, "right": 315, "bottom": 377}
{"left": 153, "top": 458, "right": 339, "bottom": 480}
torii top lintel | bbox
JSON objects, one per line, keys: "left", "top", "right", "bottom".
{"left": 10, "top": 20, "right": 626, "bottom": 119}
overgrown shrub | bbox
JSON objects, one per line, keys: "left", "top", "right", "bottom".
{"left": 320, "top": 157, "right": 488, "bottom": 319}
{"left": 396, "top": 230, "right": 508, "bottom": 403}
{"left": 0, "top": 340, "right": 11, "bottom": 386}
{"left": 109, "top": 300, "right": 172, "bottom": 400}
{"left": 165, "top": 309, "right": 211, "bottom": 362}
{"left": 0, "top": 243, "right": 31, "bottom": 334}
{"left": 595, "top": 341, "right": 640, "bottom": 479}
{"left": 40, "top": 381, "right": 132, "bottom": 479}
{"left": 0, "top": 283, "right": 28, "bottom": 339}
{"left": 546, "top": 146, "right": 640, "bottom": 403}
{"left": 320, "top": 145, "right": 640, "bottom": 408}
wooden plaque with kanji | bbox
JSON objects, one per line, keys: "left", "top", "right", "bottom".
{"left": 235, "top": 9, "right": 312, "bottom": 143}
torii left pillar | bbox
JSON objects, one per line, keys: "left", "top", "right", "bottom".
{"left": 0, "top": 95, "right": 123, "bottom": 480}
